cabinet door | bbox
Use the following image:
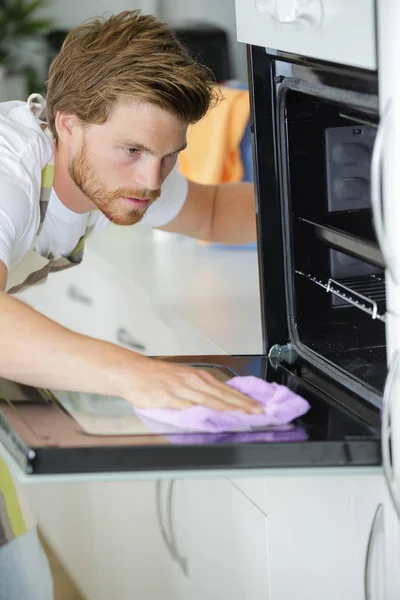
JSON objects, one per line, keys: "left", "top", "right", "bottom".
{"left": 169, "top": 478, "right": 270, "bottom": 600}
{"left": 383, "top": 496, "right": 400, "bottom": 600}
{"left": 354, "top": 476, "right": 386, "bottom": 600}
{"left": 358, "top": 475, "right": 400, "bottom": 600}
{"left": 264, "top": 474, "right": 385, "bottom": 600}
{"left": 30, "top": 480, "right": 173, "bottom": 600}
{"left": 235, "top": 0, "right": 376, "bottom": 70}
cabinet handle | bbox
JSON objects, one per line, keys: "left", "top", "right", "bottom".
{"left": 67, "top": 284, "right": 93, "bottom": 305}
{"left": 116, "top": 327, "right": 146, "bottom": 352}
{"left": 155, "top": 481, "right": 189, "bottom": 577}
{"left": 155, "top": 481, "right": 175, "bottom": 558}
{"left": 371, "top": 99, "right": 398, "bottom": 284}
{"left": 168, "top": 480, "right": 189, "bottom": 577}
{"left": 364, "top": 503, "right": 384, "bottom": 600}
{"left": 382, "top": 349, "right": 400, "bottom": 520}
{"left": 255, "top": 0, "right": 324, "bottom": 28}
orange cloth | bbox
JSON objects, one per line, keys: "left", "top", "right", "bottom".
{"left": 178, "top": 86, "right": 250, "bottom": 185}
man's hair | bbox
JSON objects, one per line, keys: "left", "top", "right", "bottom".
{"left": 46, "top": 10, "right": 220, "bottom": 139}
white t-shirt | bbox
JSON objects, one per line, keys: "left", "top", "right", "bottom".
{"left": 0, "top": 99, "right": 188, "bottom": 269}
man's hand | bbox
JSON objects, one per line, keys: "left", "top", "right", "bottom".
{"left": 116, "top": 357, "right": 263, "bottom": 414}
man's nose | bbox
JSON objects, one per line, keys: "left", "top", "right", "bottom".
{"left": 134, "top": 159, "right": 161, "bottom": 191}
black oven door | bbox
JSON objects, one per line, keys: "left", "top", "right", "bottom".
{"left": 0, "top": 354, "right": 380, "bottom": 479}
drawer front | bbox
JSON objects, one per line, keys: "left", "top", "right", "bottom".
{"left": 235, "top": 0, "right": 376, "bottom": 70}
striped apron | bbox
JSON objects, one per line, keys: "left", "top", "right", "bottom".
{"left": 0, "top": 94, "right": 93, "bottom": 547}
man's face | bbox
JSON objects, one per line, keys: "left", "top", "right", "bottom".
{"left": 68, "top": 100, "right": 188, "bottom": 225}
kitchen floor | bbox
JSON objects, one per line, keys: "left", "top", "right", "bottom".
{"left": 39, "top": 531, "right": 86, "bottom": 600}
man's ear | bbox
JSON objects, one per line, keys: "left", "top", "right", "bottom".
{"left": 55, "top": 111, "right": 79, "bottom": 143}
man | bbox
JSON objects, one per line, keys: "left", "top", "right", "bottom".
{"left": 0, "top": 10, "right": 258, "bottom": 599}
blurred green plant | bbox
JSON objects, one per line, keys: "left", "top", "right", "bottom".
{"left": 0, "top": 0, "right": 53, "bottom": 72}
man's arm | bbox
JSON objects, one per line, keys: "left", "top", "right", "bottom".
{"left": 0, "top": 261, "right": 262, "bottom": 414}
{"left": 159, "top": 180, "right": 257, "bottom": 244}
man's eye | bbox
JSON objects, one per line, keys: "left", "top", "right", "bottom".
{"left": 126, "top": 147, "right": 140, "bottom": 156}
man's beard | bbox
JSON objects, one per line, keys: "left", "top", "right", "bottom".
{"left": 69, "top": 137, "right": 160, "bottom": 226}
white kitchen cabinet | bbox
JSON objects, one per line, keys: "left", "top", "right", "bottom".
{"left": 261, "top": 473, "right": 387, "bottom": 600}
{"left": 30, "top": 470, "right": 400, "bottom": 600}
{"left": 235, "top": 0, "right": 376, "bottom": 70}
{"left": 31, "top": 476, "right": 271, "bottom": 600}
{"left": 383, "top": 495, "right": 400, "bottom": 600}
{"left": 155, "top": 472, "right": 398, "bottom": 600}
{"left": 377, "top": 0, "right": 400, "bottom": 329}
{"left": 15, "top": 247, "right": 225, "bottom": 357}
{"left": 354, "top": 476, "right": 386, "bottom": 600}
{"left": 378, "top": 1, "right": 400, "bottom": 564}
{"left": 164, "top": 477, "right": 270, "bottom": 600}
{"left": 356, "top": 474, "right": 400, "bottom": 600}
{"left": 29, "top": 480, "right": 175, "bottom": 600}
{"left": 374, "top": 3, "right": 400, "bottom": 596}
{"left": 228, "top": 472, "right": 400, "bottom": 600}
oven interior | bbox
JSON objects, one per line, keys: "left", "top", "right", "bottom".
{"left": 281, "top": 87, "right": 386, "bottom": 399}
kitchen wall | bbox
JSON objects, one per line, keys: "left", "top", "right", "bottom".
{"left": 44, "top": 0, "right": 159, "bottom": 30}
{"left": 44, "top": 0, "right": 247, "bottom": 81}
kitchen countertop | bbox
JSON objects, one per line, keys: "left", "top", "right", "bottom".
{"left": 87, "top": 224, "right": 264, "bottom": 355}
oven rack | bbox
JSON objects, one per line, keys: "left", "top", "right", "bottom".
{"left": 296, "top": 271, "right": 386, "bottom": 322}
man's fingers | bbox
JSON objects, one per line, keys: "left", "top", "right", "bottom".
{"left": 141, "top": 394, "right": 195, "bottom": 410}
{"left": 172, "top": 374, "right": 262, "bottom": 414}
{"left": 187, "top": 371, "right": 263, "bottom": 414}
{"left": 174, "top": 388, "right": 242, "bottom": 412}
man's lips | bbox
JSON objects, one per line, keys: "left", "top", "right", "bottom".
{"left": 121, "top": 196, "right": 151, "bottom": 209}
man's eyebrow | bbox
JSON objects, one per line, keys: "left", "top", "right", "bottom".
{"left": 120, "top": 141, "right": 187, "bottom": 155}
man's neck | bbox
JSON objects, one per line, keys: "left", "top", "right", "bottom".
{"left": 53, "top": 144, "right": 96, "bottom": 214}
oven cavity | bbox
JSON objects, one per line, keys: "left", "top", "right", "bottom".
{"left": 281, "top": 87, "right": 385, "bottom": 395}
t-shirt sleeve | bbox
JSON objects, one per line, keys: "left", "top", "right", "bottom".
{"left": 140, "top": 163, "right": 188, "bottom": 227}
{"left": 0, "top": 161, "right": 33, "bottom": 268}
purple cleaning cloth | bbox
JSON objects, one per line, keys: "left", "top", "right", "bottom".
{"left": 134, "top": 375, "right": 311, "bottom": 434}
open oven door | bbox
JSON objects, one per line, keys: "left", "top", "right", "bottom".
{"left": 0, "top": 353, "right": 380, "bottom": 483}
